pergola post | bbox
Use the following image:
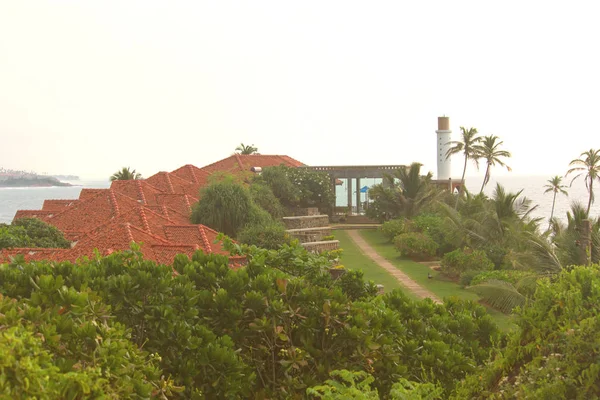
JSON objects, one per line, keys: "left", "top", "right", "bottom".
{"left": 356, "top": 177, "right": 361, "bottom": 214}
{"left": 347, "top": 178, "right": 352, "bottom": 214}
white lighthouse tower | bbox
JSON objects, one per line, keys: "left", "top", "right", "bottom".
{"left": 435, "top": 116, "right": 452, "bottom": 180}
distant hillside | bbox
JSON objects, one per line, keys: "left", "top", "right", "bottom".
{"left": 0, "top": 176, "right": 73, "bottom": 187}
{"left": 50, "top": 175, "right": 80, "bottom": 181}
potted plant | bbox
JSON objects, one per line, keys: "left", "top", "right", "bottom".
{"left": 329, "top": 264, "right": 346, "bottom": 279}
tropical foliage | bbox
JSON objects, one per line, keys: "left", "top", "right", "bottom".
{"left": 393, "top": 232, "right": 438, "bottom": 260}
{"left": 0, "top": 241, "right": 502, "bottom": 398}
{"left": 445, "top": 126, "right": 482, "bottom": 207}
{"left": 235, "top": 142, "right": 258, "bottom": 154}
{"left": 566, "top": 148, "right": 600, "bottom": 215}
{"left": 109, "top": 167, "right": 142, "bottom": 181}
{"left": 474, "top": 134, "right": 511, "bottom": 193}
{"left": 543, "top": 175, "right": 568, "bottom": 230}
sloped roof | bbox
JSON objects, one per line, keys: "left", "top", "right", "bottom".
{"left": 170, "top": 164, "right": 210, "bottom": 186}
{"left": 155, "top": 193, "right": 197, "bottom": 216}
{"left": 42, "top": 199, "right": 78, "bottom": 211}
{"left": 200, "top": 154, "right": 304, "bottom": 174}
{"left": 109, "top": 180, "right": 164, "bottom": 206}
{"left": 44, "top": 189, "right": 140, "bottom": 233}
{"left": 13, "top": 210, "right": 54, "bottom": 221}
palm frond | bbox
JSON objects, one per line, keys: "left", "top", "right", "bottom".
{"left": 468, "top": 279, "right": 526, "bottom": 313}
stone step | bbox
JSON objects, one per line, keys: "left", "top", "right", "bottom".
{"left": 301, "top": 240, "right": 339, "bottom": 253}
{"left": 282, "top": 215, "right": 330, "bottom": 229}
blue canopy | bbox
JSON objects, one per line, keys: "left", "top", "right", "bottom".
{"left": 359, "top": 186, "right": 369, "bottom": 193}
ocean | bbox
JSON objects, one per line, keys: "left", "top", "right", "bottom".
{"left": 0, "top": 176, "right": 598, "bottom": 225}
{"left": 0, "top": 181, "right": 110, "bottom": 224}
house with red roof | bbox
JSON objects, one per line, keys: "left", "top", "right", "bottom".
{"left": 2, "top": 154, "right": 303, "bottom": 267}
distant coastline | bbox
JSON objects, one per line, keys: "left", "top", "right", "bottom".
{"left": 0, "top": 177, "right": 73, "bottom": 188}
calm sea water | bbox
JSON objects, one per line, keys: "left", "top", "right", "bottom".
{"left": 0, "top": 176, "right": 598, "bottom": 225}
{"left": 0, "top": 181, "right": 110, "bottom": 224}
{"left": 335, "top": 175, "right": 600, "bottom": 224}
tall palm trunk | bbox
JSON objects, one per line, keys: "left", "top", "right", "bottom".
{"left": 548, "top": 191, "right": 557, "bottom": 231}
{"left": 455, "top": 155, "right": 469, "bottom": 209}
{"left": 480, "top": 164, "right": 491, "bottom": 194}
{"left": 587, "top": 177, "right": 594, "bottom": 215}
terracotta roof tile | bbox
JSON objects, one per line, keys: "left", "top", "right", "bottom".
{"left": 155, "top": 194, "right": 197, "bottom": 217}
{"left": 170, "top": 164, "right": 210, "bottom": 186}
{"left": 145, "top": 172, "right": 195, "bottom": 194}
{"left": 0, "top": 248, "right": 71, "bottom": 263}
{"left": 42, "top": 199, "right": 78, "bottom": 211}
{"left": 79, "top": 188, "right": 108, "bottom": 201}
{"left": 110, "top": 180, "right": 164, "bottom": 206}
{"left": 200, "top": 154, "right": 304, "bottom": 174}
{"left": 13, "top": 210, "right": 54, "bottom": 222}
{"left": 45, "top": 189, "right": 140, "bottom": 233}
{"left": 84, "top": 206, "right": 175, "bottom": 239}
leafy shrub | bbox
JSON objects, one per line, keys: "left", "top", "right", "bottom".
{"left": 412, "top": 213, "right": 454, "bottom": 255}
{"left": 393, "top": 232, "right": 438, "bottom": 260}
{"left": 191, "top": 178, "right": 253, "bottom": 237}
{"left": 250, "top": 183, "right": 286, "bottom": 219}
{"left": 322, "top": 234, "right": 335, "bottom": 241}
{"left": 0, "top": 218, "right": 70, "bottom": 249}
{"left": 307, "top": 370, "right": 379, "bottom": 399}
{"left": 0, "top": 241, "right": 502, "bottom": 399}
{"left": 237, "top": 221, "right": 290, "bottom": 250}
{"left": 455, "top": 264, "right": 600, "bottom": 398}
{"left": 459, "top": 270, "right": 480, "bottom": 287}
{"left": 379, "top": 219, "right": 408, "bottom": 242}
{"left": 440, "top": 248, "right": 494, "bottom": 279}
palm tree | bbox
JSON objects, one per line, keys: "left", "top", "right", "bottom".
{"left": 475, "top": 135, "right": 512, "bottom": 193}
{"left": 566, "top": 148, "right": 600, "bottom": 215}
{"left": 235, "top": 143, "right": 258, "bottom": 155}
{"left": 543, "top": 176, "right": 568, "bottom": 230}
{"left": 445, "top": 126, "right": 482, "bottom": 208}
{"left": 109, "top": 167, "right": 142, "bottom": 182}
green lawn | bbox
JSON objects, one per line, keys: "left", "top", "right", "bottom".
{"left": 358, "top": 229, "right": 515, "bottom": 331}
{"left": 334, "top": 230, "right": 407, "bottom": 295}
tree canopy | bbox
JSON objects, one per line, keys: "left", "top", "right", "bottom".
{"left": 109, "top": 167, "right": 142, "bottom": 181}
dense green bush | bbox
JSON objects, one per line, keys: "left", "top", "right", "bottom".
{"left": 249, "top": 182, "right": 286, "bottom": 219}
{"left": 379, "top": 219, "right": 408, "bottom": 242}
{"left": 412, "top": 213, "right": 454, "bottom": 255}
{"left": 0, "top": 218, "right": 70, "bottom": 249}
{"left": 0, "top": 240, "right": 501, "bottom": 399}
{"left": 440, "top": 248, "right": 494, "bottom": 279}
{"left": 190, "top": 178, "right": 253, "bottom": 237}
{"left": 393, "top": 232, "right": 438, "bottom": 260}
{"left": 237, "top": 221, "right": 290, "bottom": 250}
{"left": 454, "top": 264, "right": 600, "bottom": 399}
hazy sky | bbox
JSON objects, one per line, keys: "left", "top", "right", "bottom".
{"left": 1, "top": 1, "right": 599, "bottom": 180}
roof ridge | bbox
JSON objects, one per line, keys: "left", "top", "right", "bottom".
{"left": 136, "top": 181, "right": 147, "bottom": 204}
{"left": 234, "top": 153, "right": 244, "bottom": 170}
{"left": 108, "top": 189, "right": 121, "bottom": 216}
{"left": 198, "top": 225, "right": 212, "bottom": 253}
{"left": 186, "top": 165, "right": 199, "bottom": 183}
{"left": 127, "top": 224, "right": 172, "bottom": 244}
{"left": 138, "top": 207, "right": 151, "bottom": 232}
{"left": 124, "top": 223, "right": 135, "bottom": 243}
{"left": 165, "top": 173, "right": 175, "bottom": 193}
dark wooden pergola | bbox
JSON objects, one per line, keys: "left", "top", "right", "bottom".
{"left": 301, "top": 165, "right": 405, "bottom": 214}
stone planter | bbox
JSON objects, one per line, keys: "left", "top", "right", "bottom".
{"left": 329, "top": 268, "right": 346, "bottom": 279}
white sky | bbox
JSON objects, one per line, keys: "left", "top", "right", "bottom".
{"left": 1, "top": 1, "right": 599, "bottom": 180}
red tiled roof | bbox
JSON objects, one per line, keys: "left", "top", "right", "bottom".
{"left": 13, "top": 210, "right": 54, "bottom": 222}
{"left": 6, "top": 154, "right": 304, "bottom": 267}
{"left": 200, "top": 154, "right": 304, "bottom": 174}
{"left": 45, "top": 189, "right": 140, "bottom": 233}
{"left": 79, "top": 188, "right": 108, "bottom": 201}
{"left": 145, "top": 172, "right": 196, "bottom": 194}
{"left": 170, "top": 164, "right": 210, "bottom": 186}
{"left": 42, "top": 199, "right": 78, "bottom": 211}
{"left": 110, "top": 180, "right": 164, "bottom": 206}
{"left": 155, "top": 194, "right": 197, "bottom": 217}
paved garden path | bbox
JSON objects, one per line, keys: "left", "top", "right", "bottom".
{"left": 346, "top": 230, "right": 442, "bottom": 304}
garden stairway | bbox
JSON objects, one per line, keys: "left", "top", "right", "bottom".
{"left": 283, "top": 208, "right": 339, "bottom": 252}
